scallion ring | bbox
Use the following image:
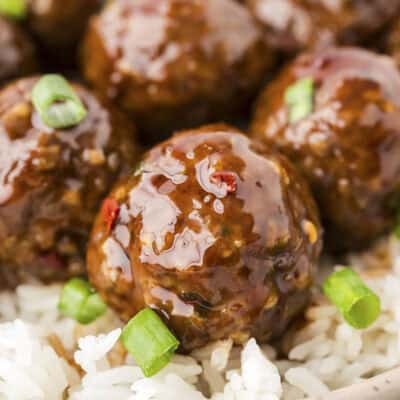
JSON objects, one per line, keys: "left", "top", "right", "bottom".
{"left": 58, "top": 278, "right": 107, "bottom": 324}
{"left": 284, "top": 77, "right": 314, "bottom": 123}
{"left": 0, "top": 0, "right": 26, "bottom": 19}
{"left": 32, "top": 74, "right": 87, "bottom": 129}
{"left": 323, "top": 267, "right": 381, "bottom": 329}
{"left": 120, "top": 308, "right": 180, "bottom": 377}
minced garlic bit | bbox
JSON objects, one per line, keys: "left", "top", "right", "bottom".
{"left": 7, "top": 102, "right": 31, "bottom": 121}
{"left": 268, "top": 159, "right": 290, "bottom": 185}
{"left": 141, "top": 232, "right": 154, "bottom": 247}
{"left": 83, "top": 148, "right": 106, "bottom": 165}
{"left": 114, "top": 186, "right": 128, "bottom": 200}
{"left": 264, "top": 289, "right": 278, "bottom": 310}
{"left": 302, "top": 220, "right": 318, "bottom": 244}
{"left": 108, "top": 152, "right": 120, "bottom": 171}
{"left": 62, "top": 190, "right": 81, "bottom": 206}
{"left": 234, "top": 240, "right": 244, "bottom": 248}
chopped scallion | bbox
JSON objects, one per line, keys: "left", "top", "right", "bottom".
{"left": 32, "top": 74, "right": 87, "bottom": 129}
{"left": 0, "top": 0, "right": 26, "bottom": 19}
{"left": 323, "top": 268, "right": 381, "bottom": 329}
{"left": 284, "top": 77, "right": 314, "bottom": 123}
{"left": 120, "top": 308, "right": 180, "bottom": 377}
{"left": 58, "top": 278, "right": 107, "bottom": 324}
{"left": 77, "top": 293, "right": 108, "bottom": 324}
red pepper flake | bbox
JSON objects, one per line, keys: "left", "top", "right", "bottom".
{"left": 102, "top": 198, "right": 120, "bottom": 234}
{"left": 210, "top": 171, "right": 237, "bottom": 193}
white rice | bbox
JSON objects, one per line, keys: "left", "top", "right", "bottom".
{"left": 0, "top": 234, "right": 400, "bottom": 400}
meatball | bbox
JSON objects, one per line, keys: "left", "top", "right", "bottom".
{"left": 0, "top": 77, "right": 139, "bottom": 282}
{"left": 87, "top": 125, "right": 322, "bottom": 351}
{"left": 27, "top": 0, "right": 101, "bottom": 51}
{"left": 0, "top": 17, "right": 37, "bottom": 85}
{"left": 81, "top": 0, "right": 274, "bottom": 143}
{"left": 246, "top": 0, "right": 400, "bottom": 53}
{"left": 251, "top": 47, "right": 400, "bottom": 251}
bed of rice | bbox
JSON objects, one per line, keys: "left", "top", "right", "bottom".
{"left": 0, "top": 235, "right": 400, "bottom": 400}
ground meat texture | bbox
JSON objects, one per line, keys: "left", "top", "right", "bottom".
{"left": 87, "top": 125, "right": 322, "bottom": 352}
{"left": 0, "top": 77, "right": 139, "bottom": 282}
{"left": 251, "top": 47, "right": 400, "bottom": 252}
{"left": 81, "top": 0, "right": 274, "bottom": 144}
{"left": 246, "top": 0, "right": 400, "bottom": 53}
{"left": 0, "top": 17, "right": 37, "bottom": 85}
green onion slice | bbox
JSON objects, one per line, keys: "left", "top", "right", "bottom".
{"left": 284, "top": 77, "right": 314, "bottom": 123}
{"left": 120, "top": 308, "right": 180, "bottom": 377}
{"left": 32, "top": 74, "right": 87, "bottom": 129}
{"left": 0, "top": 0, "right": 27, "bottom": 19}
{"left": 58, "top": 278, "right": 107, "bottom": 324}
{"left": 323, "top": 268, "right": 381, "bottom": 329}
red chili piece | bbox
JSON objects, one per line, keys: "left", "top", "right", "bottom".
{"left": 102, "top": 198, "right": 120, "bottom": 234}
{"left": 210, "top": 171, "right": 237, "bottom": 193}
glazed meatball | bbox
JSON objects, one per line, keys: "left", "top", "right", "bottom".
{"left": 27, "top": 0, "right": 101, "bottom": 51}
{"left": 251, "top": 47, "right": 400, "bottom": 251}
{"left": 0, "top": 17, "right": 37, "bottom": 84}
{"left": 0, "top": 77, "right": 139, "bottom": 282}
{"left": 87, "top": 125, "right": 322, "bottom": 351}
{"left": 246, "top": 0, "right": 400, "bottom": 53}
{"left": 81, "top": 0, "right": 274, "bottom": 143}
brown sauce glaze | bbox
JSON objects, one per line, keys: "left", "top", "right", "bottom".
{"left": 246, "top": 0, "right": 400, "bottom": 53}
{"left": 81, "top": 0, "right": 275, "bottom": 143}
{"left": 386, "top": 17, "right": 400, "bottom": 70}
{"left": 0, "top": 17, "right": 37, "bottom": 85}
{"left": 27, "top": 0, "right": 101, "bottom": 61}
